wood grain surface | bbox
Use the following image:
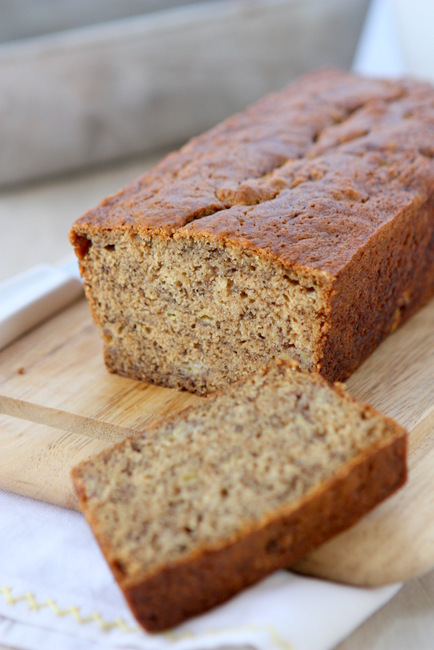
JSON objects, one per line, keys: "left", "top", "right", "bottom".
{"left": 0, "top": 295, "right": 433, "bottom": 587}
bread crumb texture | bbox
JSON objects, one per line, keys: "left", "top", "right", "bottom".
{"left": 72, "top": 362, "right": 406, "bottom": 631}
{"left": 71, "top": 68, "right": 434, "bottom": 392}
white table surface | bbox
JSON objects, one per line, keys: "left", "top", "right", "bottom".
{"left": 0, "top": 152, "right": 433, "bottom": 649}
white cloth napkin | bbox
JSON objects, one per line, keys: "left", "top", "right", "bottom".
{"left": 0, "top": 489, "right": 400, "bottom": 650}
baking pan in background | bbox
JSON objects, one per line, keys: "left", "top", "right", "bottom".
{"left": 0, "top": 0, "right": 369, "bottom": 188}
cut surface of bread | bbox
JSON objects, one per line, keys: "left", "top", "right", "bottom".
{"left": 70, "top": 68, "right": 434, "bottom": 393}
{"left": 72, "top": 362, "right": 407, "bottom": 631}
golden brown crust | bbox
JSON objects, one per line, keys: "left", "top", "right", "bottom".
{"left": 71, "top": 69, "right": 433, "bottom": 273}
{"left": 317, "top": 190, "right": 434, "bottom": 381}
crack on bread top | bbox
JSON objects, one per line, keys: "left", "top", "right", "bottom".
{"left": 71, "top": 71, "right": 433, "bottom": 276}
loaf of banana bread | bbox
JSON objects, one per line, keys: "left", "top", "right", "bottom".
{"left": 72, "top": 361, "right": 407, "bottom": 631}
{"left": 70, "top": 69, "right": 434, "bottom": 394}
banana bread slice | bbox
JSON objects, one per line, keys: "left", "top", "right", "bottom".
{"left": 70, "top": 68, "right": 434, "bottom": 394}
{"left": 72, "top": 361, "right": 406, "bottom": 631}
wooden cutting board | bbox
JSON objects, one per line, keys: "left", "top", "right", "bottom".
{"left": 0, "top": 296, "right": 433, "bottom": 588}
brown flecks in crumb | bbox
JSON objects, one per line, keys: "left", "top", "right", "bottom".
{"left": 71, "top": 361, "right": 406, "bottom": 632}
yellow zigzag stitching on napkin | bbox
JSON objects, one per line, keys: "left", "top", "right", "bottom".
{"left": 1, "top": 586, "right": 293, "bottom": 648}
{"left": 0, "top": 586, "right": 140, "bottom": 633}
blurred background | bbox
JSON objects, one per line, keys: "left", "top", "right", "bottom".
{"left": 0, "top": 0, "right": 370, "bottom": 188}
{"left": 0, "top": 6, "right": 433, "bottom": 648}
{"left": 0, "top": 0, "right": 433, "bottom": 280}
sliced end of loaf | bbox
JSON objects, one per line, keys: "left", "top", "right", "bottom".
{"left": 72, "top": 361, "right": 406, "bottom": 631}
{"left": 70, "top": 228, "right": 333, "bottom": 394}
